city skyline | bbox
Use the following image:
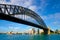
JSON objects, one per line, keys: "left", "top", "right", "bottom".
{"left": 0, "top": 0, "right": 60, "bottom": 33}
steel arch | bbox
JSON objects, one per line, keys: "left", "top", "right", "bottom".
{"left": 0, "top": 4, "right": 47, "bottom": 28}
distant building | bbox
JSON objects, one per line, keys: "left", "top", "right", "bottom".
{"left": 28, "top": 28, "right": 35, "bottom": 35}
{"left": 7, "top": 31, "right": 13, "bottom": 34}
{"left": 37, "top": 29, "right": 39, "bottom": 34}
{"left": 32, "top": 28, "right": 35, "bottom": 34}
{"left": 27, "top": 28, "right": 45, "bottom": 35}
{"left": 55, "top": 29, "right": 60, "bottom": 34}
{"left": 39, "top": 29, "right": 44, "bottom": 34}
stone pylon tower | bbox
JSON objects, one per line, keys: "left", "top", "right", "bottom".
{"left": 47, "top": 27, "right": 50, "bottom": 34}
{"left": 44, "top": 27, "right": 50, "bottom": 35}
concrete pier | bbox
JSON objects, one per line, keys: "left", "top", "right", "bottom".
{"left": 44, "top": 27, "right": 50, "bottom": 35}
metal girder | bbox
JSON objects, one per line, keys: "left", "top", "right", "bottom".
{"left": 0, "top": 4, "right": 47, "bottom": 28}
{"left": 0, "top": 4, "right": 54, "bottom": 33}
{"left": 0, "top": 13, "right": 47, "bottom": 30}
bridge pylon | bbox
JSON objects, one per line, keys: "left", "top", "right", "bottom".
{"left": 44, "top": 27, "right": 50, "bottom": 35}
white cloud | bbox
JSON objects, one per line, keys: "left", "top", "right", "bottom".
{"left": 41, "top": 13, "right": 60, "bottom": 29}
{"left": 29, "top": 5, "right": 37, "bottom": 11}
{"left": 53, "top": 21, "right": 60, "bottom": 27}
{"left": 38, "top": 0, "right": 48, "bottom": 13}
{"left": 8, "top": 26, "right": 21, "bottom": 32}
{"left": 0, "top": 0, "right": 37, "bottom": 11}
{"left": 41, "top": 16, "right": 47, "bottom": 20}
{"left": 0, "top": 0, "right": 5, "bottom": 4}
{"left": 0, "top": 0, "right": 48, "bottom": 12}
{"left": 41, "top": 13, "right": 60, "bottom": 20}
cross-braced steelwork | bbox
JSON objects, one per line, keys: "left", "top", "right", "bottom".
{"left": 0, "top": 4, "right": 53, "bottom": 34}
{"left": 0, "top": 4, "right": 47, "bottom": 28}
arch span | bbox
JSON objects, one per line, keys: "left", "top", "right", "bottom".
{"left": 0, "top": 4, "right": 47, "bottom": 28}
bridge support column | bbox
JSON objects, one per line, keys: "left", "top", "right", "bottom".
{"left": 44, "top": 27, "right": 50, "bottom": 35}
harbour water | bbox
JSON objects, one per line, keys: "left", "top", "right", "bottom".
{"left": 0, "top": 34, "right": 60, "bottom": 40}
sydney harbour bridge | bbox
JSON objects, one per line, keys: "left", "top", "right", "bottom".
{"left": 0, "top": 4, "right": 53, "bottom": 34}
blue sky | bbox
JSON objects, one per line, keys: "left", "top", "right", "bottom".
{"left": 0, "top": 0, "right": 60, "bottom": 33}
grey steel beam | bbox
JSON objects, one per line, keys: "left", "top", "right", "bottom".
{"left": 0, "top": 13, "right": 53, "bottom": 32}
{"left": 0, "top": 13, "right": 47, "bottom": 30}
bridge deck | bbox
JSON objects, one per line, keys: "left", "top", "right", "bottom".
{"left": 0, "top": 13, "right": 47, "bottom": 29}
{"left": 0, "top": 13, "right": 53, "bottom": 32}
